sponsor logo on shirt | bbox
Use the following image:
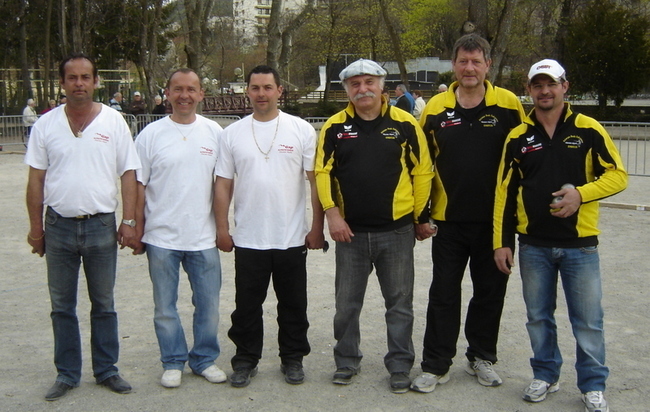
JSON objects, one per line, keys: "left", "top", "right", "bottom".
{"left": 200, "top": 146, "right": 214, "bottom": 156}
{"left": 440, "top": 118, "right": 461, "bottom": 128}
{"left": 381, "top": 128, "right": 400, "bottom": 140}
{"left": 446, "top": 111, "right": 455, "bottom": 118}
{"left": 278, "top": 144, "right": 294, "bottom": 154}
{"left": 479, "top": 114, "right": 498, "bottom": 127}
{"left": 563, "top": 135, "right": 583, "bottom": 149}
{"left": 337, "top": 124, "right": 358, "bottom": 139}
{"left": 93, "top": 133, "right": 110, "bottom": 143}
{"left": 521, "top": 134, "right": 543, "bottom": 153}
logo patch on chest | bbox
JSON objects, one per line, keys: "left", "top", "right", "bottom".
{"left": 563, "top": 135, "right": 583, "bottom": 149}
{"left": 381, "top": 128, "right": 400, "bottom": 139}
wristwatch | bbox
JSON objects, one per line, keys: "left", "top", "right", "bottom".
{"left": 122, "top": 219, "right": 136, "bottom": 227}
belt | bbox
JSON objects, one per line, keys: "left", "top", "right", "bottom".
{"left": 71, "top": 214, "right": 98, "bottom": 221}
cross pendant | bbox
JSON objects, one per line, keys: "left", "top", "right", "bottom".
{"left": 265, "top": 155, "right": 269, "bottom": 161}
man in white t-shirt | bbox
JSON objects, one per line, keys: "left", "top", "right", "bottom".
{"left": 25, "top": 53, "right": 140, "bottom": 401}
{"left": 214, "top": 65, "right": 325, "bottom": 388}
{"left": 133, "top": 69, "right": 226, "bottom": 389}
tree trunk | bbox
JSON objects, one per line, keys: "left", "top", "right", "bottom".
{"left": 554, "top": 0, "right": 573, "bottom": 63}
{"left": 19, "top": 0, "right": 31, "bottom": 101}
{"left": 70, "top": 0, "right": 83, "bottom": 52}
{"left": 145, "top": 0, "right": 164, "bottom": 109}
{"left": 44, "top": 0, "right": 53, "bottom": 101}
{"left": 489, "top": 0, "right": 518, "bottom": 83}
{"left": 183, "top": 0, "right": 215, "bottom": 75}
{"left": 59, "top": 0, "right": 68, "bottom": 56}
{"left": 268, "top": 0, "right": 315, "bottom": 80}
{"left": 468, "top": 0, "right": 489, "bottom": 38}
{"left": 266, "top": 0, "right": 283, "bottom": 71}
{"left": 378, "top": 0, "right": 409, "bottom": 87}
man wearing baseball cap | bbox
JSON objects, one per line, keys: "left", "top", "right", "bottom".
{"left": 494, "top": 59, "right": 627, "bottom": 412}
{"left": 315, "top": 58, "right": 434, "bottom": 393}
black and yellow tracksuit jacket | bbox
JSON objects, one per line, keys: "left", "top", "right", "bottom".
{"left": 494, "top": 103, "right": 628, "bottom": 250}
{"left": 420, "top": 81, "right": 525, "bottom": 223}
{"left": 315, "top": 99, "right": 434, "bottom": 232}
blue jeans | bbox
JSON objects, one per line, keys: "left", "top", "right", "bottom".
{"left": 333, "top": 224, "right": 416, "bottom": 374}
{"left": 519, "top": 243, "right": 609, "bottom": 393}
{"left": 146, "top": 244, "right": 222, "bottom": 374}
{"left": 44, "top": 207, "right": 120, "bottom": 386}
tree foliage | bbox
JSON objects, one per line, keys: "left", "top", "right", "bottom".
{"left": 565, "top": 0, "right": 650, "bottom": 108}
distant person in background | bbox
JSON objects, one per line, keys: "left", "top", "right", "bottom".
{"left": 152, "top": 95, "right": 167, "bottom": 115}
{"left": 129, "top": 91, "right": 147, "bottom": 116}
{"left": 394, "top": 84, "right": 414, "bottom": 114}
{"left": 437, "top": 84, "right": 448, "bottom": 93}
{"left": 41, "top": 100, "right": 57, "bottom": 115}
{"left": 109, "top": 92, "right": 124, "bottom": 114}
{"left": 129, "top": 91, "right": 147, "bottom": 134}
{"left": 384, "top": 86, "right": 396, "bottom": 106}
{"left": 412, "top": 90, "right": 426, "bottom": 119}
{"left": 23, "top": 98, "right": 38, "bottom": 138}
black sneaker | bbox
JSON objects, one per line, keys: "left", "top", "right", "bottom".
{"left": 389, "top": 372, "right": 411, "bottom": 394}
{"left": 230, "top": 366, "right": 258, "bottom": 388}
{"left": 280, "top": 363, "right": 305, "bottom": 385}
{"left": 332, "top": 367, "right": 358, "bottom": 385}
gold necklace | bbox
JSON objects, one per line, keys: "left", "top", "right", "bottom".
{"left": 171, "top": 117, "right": 197, "bottom": 141}
{"left": 251, "top": 115, "right": 280, "bottom": 161}
{"left": 66, "top": 105, "right": 94, "bottom": 138}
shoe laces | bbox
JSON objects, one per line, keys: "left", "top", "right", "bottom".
{"left": 585, "top": 391, "right": 605, "bottom": 404}
{"left": 474, "top": 359, "right": 494, "bottom": 371}
{"left": 528, "top": 379, "right": 548, "bottom": 390}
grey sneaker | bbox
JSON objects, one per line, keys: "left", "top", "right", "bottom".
{"left": 582, "top": 391, "right": 609, "bottom": 412}
{"left": 465, "top": 358, "right": 503, "bottom": 386}
{"left": 523, "top": 379, "right": 560, "bottom": 402}
{"left": 410, "top": 372, "right": 450, "bottom": 393}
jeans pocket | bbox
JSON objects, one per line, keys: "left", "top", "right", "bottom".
{"left": 98, "top": 213, "right": 116, "bottom": 227}
{"left": 45, "top": 207, "right": 59, "bottom": 225}
{"left": 579, "top": 245, "right": 598, "bottom": 254}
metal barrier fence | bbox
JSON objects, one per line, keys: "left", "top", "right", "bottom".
{"left": 304, "top": 117, "right": 329, "bottom": 131}
{"left": 124, "top": 114, "right": 242, "bottom": 136}
{"left": 600, "top": 121, "right": 650, "bottom": 176}
{"left": 0, "top": 113, "right": 242, "bottom": 149}
{"left": 2, "top": 114, "right": 649, "bottom": 176}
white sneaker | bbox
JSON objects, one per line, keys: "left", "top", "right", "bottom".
{"left": 410, "top": 372, "right": 450, "bottom": 393}
{"left": 161, "top": 369, "right": 182, "bottom": 388}
{"left": 522, "top": 379, "right": 560, "bottom": 402}
{"left": 200, "top": 365, "right": 227, "bottom": 383}
{"left": 465, "top": 358, "right": 503, "bottom": 386}
{"left": 582, "top": 391, "right": 609, "bottom": 412}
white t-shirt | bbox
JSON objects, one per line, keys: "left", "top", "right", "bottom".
{"left": 24, "top": 104, "right": 141, "bottom": 217}
{"left": 215, "top": 111, "right": 317, "bottom": 250}
{"left": 136, "top": 115, "right": 222, "bottom": 251}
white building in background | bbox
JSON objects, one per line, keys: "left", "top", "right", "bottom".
{"left": 232, "top": 0, "right": 307, "bottom": 48}
{"left": 317, "top": 57, "right": 453, "bottom": 91}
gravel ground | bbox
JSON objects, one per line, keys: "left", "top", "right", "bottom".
{"left": 1, "top": 151, "right": 648, "bottom": 411}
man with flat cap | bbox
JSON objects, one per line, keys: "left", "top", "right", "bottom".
{"left": 315, "top": 58, "right": 434, "bottom": 393}
{"left": 494, "top": 59, "right": 626, "bottom": 411}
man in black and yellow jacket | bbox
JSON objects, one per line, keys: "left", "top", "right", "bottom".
{"left": 315, "top": 58, "right": 434, "bottom": 394}
{"left": 412, "top": 34, "right": 525, "bottom": 394}
{"left": 494, "top": 59, "right": 626, "bottom": 412}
